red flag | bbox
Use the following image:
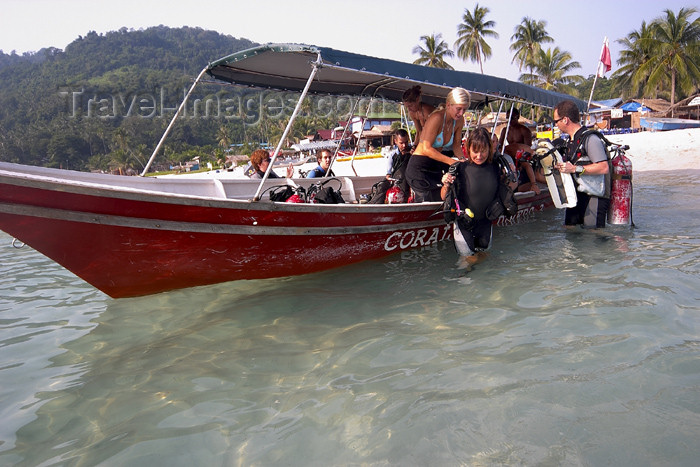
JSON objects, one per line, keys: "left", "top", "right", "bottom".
{"left": 597, "top": 37, "right": 612, "bottom": 77}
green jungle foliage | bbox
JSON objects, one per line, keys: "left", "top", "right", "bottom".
{"left": 0, "top": 26, "right": 259, "bottom": 172}
{"left": 0, "top": 25, "right": 612, "bottom": 174}
{"left": 0, "top": 26, "right": 370, "bottom": 174}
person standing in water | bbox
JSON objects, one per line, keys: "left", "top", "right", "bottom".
{"left": 441, "top": 127, "right": 513, "bottom": 269}
{"left": 405, "top": 87, "right": 469, "bottom": 202}
{"left": 553, "top": 100, "right": 611, "bottom": 228}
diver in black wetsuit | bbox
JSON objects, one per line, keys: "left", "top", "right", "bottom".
{"left": 441, "top": 127, "right": 512, "bottom": 269}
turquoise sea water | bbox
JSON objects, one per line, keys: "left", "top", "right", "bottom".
{"left": 1, "top": 170, "right": 699, "bottom": 466}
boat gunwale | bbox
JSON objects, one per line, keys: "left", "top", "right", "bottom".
{"left": 0, "top": 202, "right": 446, "bottom": 236}
{"left": 1, "top": 160, "right": 543, "bottom": 214}
{"left": 0, "top": 162, "right": 444, "bottom": 215}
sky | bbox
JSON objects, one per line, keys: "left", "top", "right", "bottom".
{"left": 0, "top": 0, "right": 695, "bottom": 82}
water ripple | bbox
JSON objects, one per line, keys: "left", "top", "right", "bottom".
{"left": 1, "top": 171, "right": 699, "bottom": 465}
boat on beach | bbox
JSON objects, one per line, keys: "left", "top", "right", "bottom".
{"left": 639, "top": 117, "right": 700, "bottom": 131}
{"left": 0, "top": 43, "right": 586, "bottom": 298}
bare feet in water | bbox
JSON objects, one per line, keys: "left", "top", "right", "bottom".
{"left": 456, "top": 251, "right": 488, "bottom": 270}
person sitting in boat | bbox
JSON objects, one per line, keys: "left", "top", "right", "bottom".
{"left": 402, "top": 85, "right": 436, "bottom": 145}
{"left": 405, "top": 87, "right": 469, "bottom": 202}
{"left": 368, "top": 129, "right": 412, "bottom": 204}
{"left": 498, "top": 107, "right": 540, "bottom": 194}
{"left": 306, "top": 149, "right": 336, "bottom": 178}
{"left": 441, "top": 127, "right": 514, "bottom": 270}
{"left": 248, "top": 149, "right": 293, "bottom": 179}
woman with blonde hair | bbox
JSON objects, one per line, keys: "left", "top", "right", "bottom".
{"left": 405, "top": 87, "right": 470, "bottom": 202}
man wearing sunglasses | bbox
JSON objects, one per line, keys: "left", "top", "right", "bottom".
{"left": 553, "top": 100, "right": 611, "bottom": 228}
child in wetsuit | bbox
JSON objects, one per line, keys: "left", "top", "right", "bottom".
{"left": 441, "top": 127, "right": 507, "bottom": 269}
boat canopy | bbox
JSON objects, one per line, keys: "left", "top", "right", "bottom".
{"left": 206, "top": 43, "right": 587, "bottom": 111}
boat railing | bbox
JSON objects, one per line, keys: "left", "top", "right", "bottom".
{"left": 0, "top": 161, "right": 385, "bottom": 204}
{"left": 252, "top": 53, "right": 323, "bottom": 201}
{"left": 142, "top": 67, "right": 209, "bottom": 176}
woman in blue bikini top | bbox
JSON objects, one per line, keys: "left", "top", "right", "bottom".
{"left": 432, "top": 110, "right": 455, "bottom": 150}
{"left": 404, "top": 87, "right": 470, "bottom": 202}
{"left": 414, "top": 87, "right": 469, "bottom": 162}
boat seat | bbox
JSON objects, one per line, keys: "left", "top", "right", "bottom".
{"left": 345, "top": 175, "right": 385, "bottom": 198}
{"left": 212, "top": 179, "right": 227, "bottom": 198}
{"left": 215, "top": 177, "right": 360, "bottom": 203}
{"left": 338, "top": 177, "right": 357, "bottom": 202}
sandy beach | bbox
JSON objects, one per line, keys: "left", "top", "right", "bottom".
{"left": 605, "top": 127, "right": 700, "bottom": 172}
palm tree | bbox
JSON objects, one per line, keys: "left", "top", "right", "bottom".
{"left": 520, "top": 47, "right": 584, "bottom": 96}
{"left": 412, "top": 34, "right": 455, "bottom": 69}
{"left": 216, "top": 124, "right": 231, "bottom": 150}
{"left": 642, "top": 7, "right": 700, "bottom": 114}
{"left": 108, "top": 128, "right": 131, "bottom": 174}
{"left": 130, "top": 143, "right": 148, "bottom": 171}
{"left": 612, "top": 21, "right": 656, "bottom": 99}
{"left": 266, "top": 118, "right": 288, "bottom": 149}
{"left": 454, "top": 4, "right": 499, "bottom": 74}
{"left": 510, "top": 17, "right": 553, "bottom": 74}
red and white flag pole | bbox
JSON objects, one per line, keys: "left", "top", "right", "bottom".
{"left": 587, "top": 37, "right": 612, "bottom": 116}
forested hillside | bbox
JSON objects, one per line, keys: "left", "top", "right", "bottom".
{"left": 0, "top": 26, "right": 263, "bottom": 172}
{"left": 0, "top": 25, "right": 618, "bottom": 174}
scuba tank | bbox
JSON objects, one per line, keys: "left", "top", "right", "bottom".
{"left": 286, "top": 185, "right": 307, "bottom": 203}
{"left": 384, "top": 177, "right": 407, "bottom": 204}
{"left": 286, "top": 192, "right": 306, "bottom": 203}
{"left": 608, "top": 146, "right": 634, "bottom": 225}
{"left": 385, "top": 185, "right": 404, "bottom": 204}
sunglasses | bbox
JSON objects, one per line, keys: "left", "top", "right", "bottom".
{"left": 553, "top": 116, "right": 565, "bottom": 124}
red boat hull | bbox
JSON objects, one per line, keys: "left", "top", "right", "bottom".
{"left": 0, "top": 163, "right": 553, "bottom": 298}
